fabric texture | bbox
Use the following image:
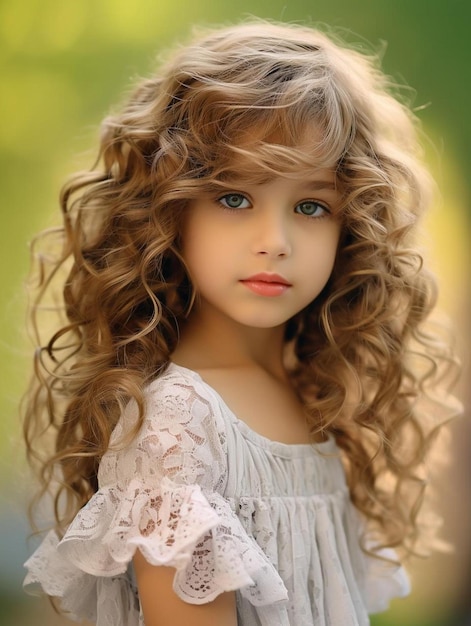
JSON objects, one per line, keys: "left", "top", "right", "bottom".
{"left": 24, "top": 362, "right": 409, "bottom": 625}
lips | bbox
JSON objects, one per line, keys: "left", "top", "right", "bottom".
{"left": 240, "top": 273, "right": 292, "bottom": 297}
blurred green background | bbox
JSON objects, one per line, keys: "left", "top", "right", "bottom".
{"left": 1, "top": 0, "right": 469, "bottom": 625}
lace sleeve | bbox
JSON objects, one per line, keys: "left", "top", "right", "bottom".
{"left": 100, "top": 373, "right": 229, "bottom": 494}
{"left": 24, "top": 368, "right": 288, "bottom": 620}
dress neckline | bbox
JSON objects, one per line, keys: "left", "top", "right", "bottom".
{"left": 167, "top": 361, "right": 337, "bottom": 458}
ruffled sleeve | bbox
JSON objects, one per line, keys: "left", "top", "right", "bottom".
{"left": 24, "top": 368, "right": 288, "bottom": 624}
{"left": 363, "top": 546, "right": 410, "bottom": 614}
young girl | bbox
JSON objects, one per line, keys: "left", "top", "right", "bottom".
{"left": 23, "top": 20, "right": 457, "bottom": 626}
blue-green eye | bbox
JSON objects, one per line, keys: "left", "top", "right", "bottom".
{"left": 295, "top": 200, "right": 329, "bottom": 217}
{"left": 218, "top": 193, "right": 251, "bottom": 209}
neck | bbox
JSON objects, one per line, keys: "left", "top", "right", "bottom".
{"left": 171, "top": 305, "right": 287, "bottom": 379}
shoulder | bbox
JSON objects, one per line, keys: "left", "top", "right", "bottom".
{"left": 101, "top": 363, "right": 229, "bottom": 490}
{"left": 146, "top": 362, "right": 213, "bottom": 401}
{"left": 114, "top": 363, "right": 227, "bottom": 435}
{"left": 114, "top": 363, "right": 230, "bottom": 450}
{"left": 144, "top": 363, "right": 227, "bottom": 432}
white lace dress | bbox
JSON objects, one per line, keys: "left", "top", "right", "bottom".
{"left": 24, "top": 363, "right": 409, "bottom": 625}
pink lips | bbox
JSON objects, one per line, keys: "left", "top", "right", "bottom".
{"left": 240, "top": 273, "right": 292, "bottom": 297}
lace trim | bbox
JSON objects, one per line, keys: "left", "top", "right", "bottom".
{"left": 25, "top": 478, "right": 288, "bottom": 611}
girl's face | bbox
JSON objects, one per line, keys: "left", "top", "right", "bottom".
{"left": 180, "top": 170, "right": 342, "bottom": 330}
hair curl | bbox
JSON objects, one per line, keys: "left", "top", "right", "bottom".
{"left": 24, "top": 20, "right": 459, "bottom": 558}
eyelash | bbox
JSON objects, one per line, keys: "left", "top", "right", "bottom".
{"left": 294, "top": 200, "right": 330, "bottom": 219}
{"left": 216, "top": 193, "right": 331, "bottom": 218}
{"left": 217, "top": 193, "right": 251, "bottom": 210}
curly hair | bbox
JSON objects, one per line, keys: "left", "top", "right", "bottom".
{"left": 23, "top": 20, "right": 459, "bottom": 558}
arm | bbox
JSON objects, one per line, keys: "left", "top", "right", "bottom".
{"left": 133, "top": 549, "right": 238, "bottom": 626}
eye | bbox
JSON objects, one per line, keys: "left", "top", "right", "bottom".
{"left": 218, "top": 193, "right": 251, "bottom": 210}
{"left": 294, "top": 200, "right": 329, "bottom": 218}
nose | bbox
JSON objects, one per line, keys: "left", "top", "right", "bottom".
{"left": 252, "top": 208, "right": 292, "bottom": 258}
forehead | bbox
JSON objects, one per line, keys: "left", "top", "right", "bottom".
{"left": 212, "top": 122, "right": 340, "bottom": 185}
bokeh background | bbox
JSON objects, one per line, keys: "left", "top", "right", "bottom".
{"left": 1, "top": 0, "right": 469, "bottom": 625}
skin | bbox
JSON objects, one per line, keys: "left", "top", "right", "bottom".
{"left": 133, "top": 553, "right": 238, "bottom": 626}
{"left": 134, "top": 169, "right": 342, "bottom": 625}
{"left": 180, "top": 173, "right": 341, "bottom": 334}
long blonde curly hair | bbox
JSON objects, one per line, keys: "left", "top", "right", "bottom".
{"left": 24, "top": 20, "right": 459, "bottom": 557}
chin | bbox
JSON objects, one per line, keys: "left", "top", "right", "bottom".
{"left": 233, "top": 315, "right": 292, "bottom": 329}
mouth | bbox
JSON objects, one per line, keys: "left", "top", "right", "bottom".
{"left": 240, "top": 273, "right": 292, "bottom": 297}
{"left": 242, "top": 273, "right": 291, "bottom": 285}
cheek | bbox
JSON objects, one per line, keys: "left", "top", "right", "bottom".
{"left": 180, "top": 231, "right": 225, "bottom": 288}
{"left": 300, "top": 241, "right": 339, "bottom": 298}
{"left": 180, "top": 215, "right": 208, "bottom": 265}
{"left": 305, "top": 230, "right": 340, "bottom": 271}
{"left": 180, "top": 209, "right": 225, "bottom": 257}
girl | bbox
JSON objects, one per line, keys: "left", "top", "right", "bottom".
{"left": 23, "top": 20, "right": 458, "bottom": 626}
